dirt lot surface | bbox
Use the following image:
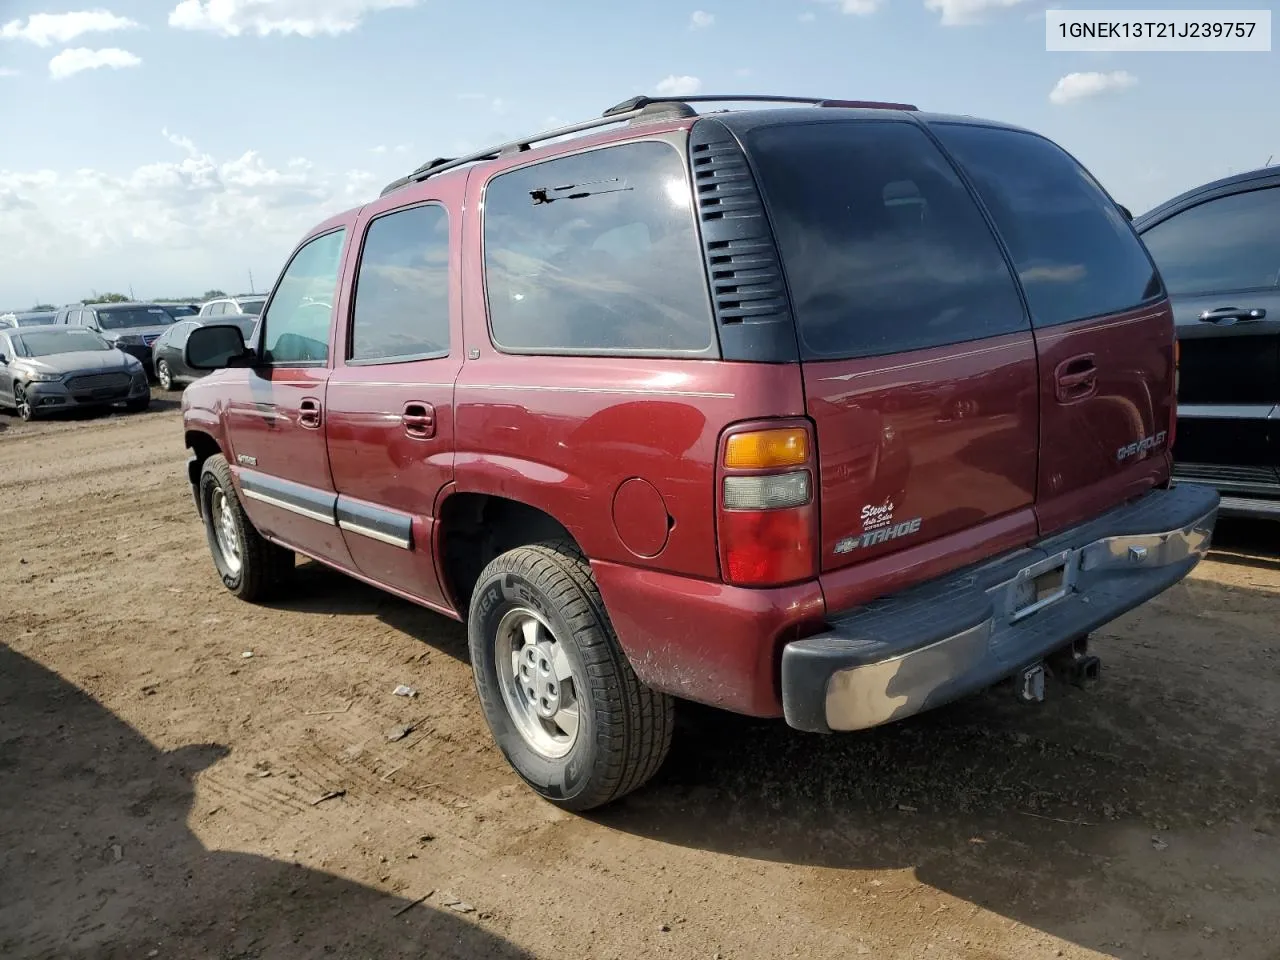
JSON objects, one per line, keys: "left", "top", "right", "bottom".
{"left": 1, "top": 401, "right": 1278, "bottom": 960}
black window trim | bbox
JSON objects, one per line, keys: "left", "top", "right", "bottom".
{"left": 1136, "top": 182, "right": 1280, "bottom": 298}
{"left": 930, "top": 120, "right": 1166, "bottom": 329}
{"left": 479, "top": 133, "right": 722, "bottom": 360}
{"left": 741, "top": 115, "right": 1033, "bottom": 361}
{"left": 257, "top": 225, "right": 348, "bottom": 369}
{"left": 344, "top": 199, "right": 453, "bottom": 368}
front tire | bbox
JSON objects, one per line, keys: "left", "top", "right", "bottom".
{"left": 125, "top": 392, "right": 150, "bottom": 413}
{"left": 468, "top": 541, "right": 674, "bottom": 811}
{"left": 199, "top": 454, "right": 294, "bottom": 601}
{"left": 14, "top": 384, "right": 34, "bottom": 422}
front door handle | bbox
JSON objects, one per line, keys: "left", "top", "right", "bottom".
{"left": 1054, "top": 354, "right": 1097, "bottom": 403}
{"left": 1199, "top": 306, "right": 1266, "bottom": 324}
{"left": 402, "top": 402, "right": 436, "bottom": 439}
{"left": 298, "top": 397, "right": 322, "bottom": 429}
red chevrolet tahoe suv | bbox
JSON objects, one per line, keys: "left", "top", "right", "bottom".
{"left": 180, "top": 95, "right": 1220, "bottom": 811}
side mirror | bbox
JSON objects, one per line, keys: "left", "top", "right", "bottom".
{"left": 0, "top": 353, "right": 7, "bottom": 364}
{"left": 186, "top": 323, "right": 253, "bottom": 371}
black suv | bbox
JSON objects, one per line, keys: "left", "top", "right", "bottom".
{"left": 54, "top": 302, "right": 179, "bottom": 377}
{"left": 1136, "top": 167, "right": 1280, "bottom": 521}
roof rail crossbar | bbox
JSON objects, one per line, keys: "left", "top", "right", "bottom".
{"left": 603, "top": 94, "right": 918, "bottom": 116}
{"left": 381, "top": 108, "right": 649, "bottom": 197}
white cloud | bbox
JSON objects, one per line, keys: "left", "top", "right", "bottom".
{"left": 0, "top": 131, "right": 376, "bottom": 304}
{"left": 1, "top": 9, "right": 138, "bottom": 47}
{"left": 1049, "top": 70, "right": 1138, "bottom": 105}
{"left": 818, "top": 0, "right": 882, "bottom": 14}
{"left": 655, "top": 74, "right": 702, "bottom": 97}
{"left": 0, "top": 67, "right": 19, "bottom": 77}
{"left": 49, "top": 47, "right": 141, "bottom": 79}
{"left": 371, "top": 144, "right": 387, "bottom": 154}
{"left": 168, "top": 0, "right": 417, "bottom": 37}
{"left": 799, "top": 12, "right": 817, "bottom": 23}
{"left": 924, "top": 0, "right": 1027, "bottom": 26}
{"left": 690, "top": 10, "right": 714, "bottom": 29}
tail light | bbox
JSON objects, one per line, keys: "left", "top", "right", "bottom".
{"left": 717, "top": 421, "right": 819, "bottom": 587}
{"left": 1170, "top": 338, "right": 1180, "bottom": 450}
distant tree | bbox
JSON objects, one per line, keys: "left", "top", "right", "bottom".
{"left": 83, "top": 293, "right": 130, "bottom": 304}
{"left": 202, "top": 289, "right": 227, "bottom": 300}
{"left": 30, "top": 303, "right": 56, "bottom": 311}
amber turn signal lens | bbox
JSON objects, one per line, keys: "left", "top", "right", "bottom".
{"left": 723, "top": 428, "right": 808, "bottom": 469}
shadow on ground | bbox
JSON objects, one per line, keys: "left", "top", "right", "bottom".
{"left": 0, "top": 643, "right": 528, "bottom": 960}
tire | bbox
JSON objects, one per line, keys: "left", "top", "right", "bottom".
{"left": 125, "top": 392, "right": 151, "bottom": 413}
{"left": 156, "top": 360, "right": 173, "bottom": 391}
{"left": 14, "top": 383, "right": 34, "bottom": 422}
{"left": 468, "top": 540, "right": 674, "bottom": 811}
{"left": 198, "top": 454, "right": 294, "bottom": 601}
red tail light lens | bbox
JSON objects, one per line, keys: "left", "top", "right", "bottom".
{"left": 717, "top": 421, "right": 819, "bottom": 587}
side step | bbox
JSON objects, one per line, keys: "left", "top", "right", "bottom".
{"left": 1219, "top": 495, "right": 1280, "bottom": 519}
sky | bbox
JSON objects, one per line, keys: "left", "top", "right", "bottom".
{"left": 0, "top": 0, "right": 1276, "bottom": 309}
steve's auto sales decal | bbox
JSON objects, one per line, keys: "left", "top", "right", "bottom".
{"left": 835, "top": 500, "right": 924, "bottom": 555}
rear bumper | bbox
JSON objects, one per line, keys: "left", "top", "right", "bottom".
{"left": 781, "top": 482, "right": 1220, "bottom": 733}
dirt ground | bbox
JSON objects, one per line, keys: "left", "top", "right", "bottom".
{"left": 1, "top": 399, "right": 1277, "bottom": 960}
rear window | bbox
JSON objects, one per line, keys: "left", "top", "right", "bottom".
{"left": 238, "top": 299, "right": 266, "bottom": 315}
{"left": 483, "top": 140, "right": 715, "bottom": 357}
{"left": 746, "top": 120, "right": 1028, "bottom": 360}
{"left": 932, "top": 124, "right": 1161, "bottom": 328}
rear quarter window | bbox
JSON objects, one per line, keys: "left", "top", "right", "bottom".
{"left": 932, "top": 123, "right": 1161, "bottom": 327}
{"left": 482, "top": 139, "right": 716, "bottom": 357}
{"left": 746, "top": 120, "right": 1029, "bottom": 360}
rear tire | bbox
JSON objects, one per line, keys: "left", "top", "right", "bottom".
{"left": 156, "top": 360, "right": 173, "bottom": 392}
{"left": 199, "top": 454, "right": 294, "bottom": 601}
{"left": 467, "top": 540, "right": 674, "bottom": 811}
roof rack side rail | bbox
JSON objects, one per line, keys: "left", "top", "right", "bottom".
{"left": 380, "top": 107, "right": 651, "bottom": 197}
{"left": 603, "top": 94, "right": 918, "bottom": 116}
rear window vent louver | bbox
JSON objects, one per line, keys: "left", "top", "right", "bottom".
{"left": 688, "top": 119, "right": 799, "bottom": 363}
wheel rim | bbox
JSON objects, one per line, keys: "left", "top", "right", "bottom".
{"left": 158, "top": 362, "right": 171, "bottom": 390}
{"left": 210, "top": 486, "right": 242, "bottom": 576}
{"left": 15, "top": 387, "right": 31, "bottom": 420}
{"left": 494, "top": 607, "right": 581, "bottom": 759}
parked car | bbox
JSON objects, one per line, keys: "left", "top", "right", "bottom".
{"left": 54, "top": 302, "right": 178, "bottom": 377}
{"left": 179, "top": 94, "right": 1219, "bottom": 811}
{"left": 197, "top": 295, "right": 266, "bottom": 319}
{"left": 0, "top": 311, "right": 58, "bottom": 329}
{"left": 0, "top": 326, "right": 150, "bottom": 420}
{"left": 1134, "top": 166, "right": 1280, "bottom": 521}
{"left": 153, "top": 315, "right": 258, "bottom": 391}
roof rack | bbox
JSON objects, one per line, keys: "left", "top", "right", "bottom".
{"left": 380, "top": 94, "right": 918, "bottom": 197}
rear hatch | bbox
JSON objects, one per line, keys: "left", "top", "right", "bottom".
{"left": 741, "top": 116, "right": 1043, "bottom": 584}
{"left": 930, "top": 122, "right": 1174, "bottom": 536}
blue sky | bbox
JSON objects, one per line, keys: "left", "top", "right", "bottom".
{"left": 1, "top": 0, "right": 1276, "bottom": 308}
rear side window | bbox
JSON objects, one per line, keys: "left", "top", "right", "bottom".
{"left": 1140, "top": 187, "right": 1280, "bottom": 296}
{"left": 933, "top": 124, "right": 1160, "bottom": 328}
{"left": 483, "top": 140, "right": 715, "bottom": 356}
{"left": 350, "top": 204, "right": 450, "bottom": 363}
{"left": 746, "top": 120, "right": 1028, "bottom": 360}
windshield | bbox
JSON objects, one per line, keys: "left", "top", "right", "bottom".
{"left": 238, "top": 299, "right": 266, "bottom": 316}
{"left": 18, "top": 312, "right": 57, "bottom": 325}
{"left": 97, "top": 306, "right": 176, "bottom": 330}
{"left": 15, "top": 328, "right": 112, "bottom": 357}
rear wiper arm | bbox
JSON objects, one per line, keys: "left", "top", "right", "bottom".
{"left": 530, "top": 178, "right": 631, "bottom": 205}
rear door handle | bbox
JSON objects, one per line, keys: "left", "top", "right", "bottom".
{"left": 298, "top": 396, "right": 322, "bottom": 429}
{"left": 402, "top": 402, "right": 436, "bottom": 439}
{"left": 1054, "top": 355, "right": 1097, "bottom": 403}
{"left": 1198, "top": 306, "right": 1266, "bottom": 324}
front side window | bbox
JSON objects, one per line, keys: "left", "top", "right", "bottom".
{"left": 933, "top": 123, "right": 1161, "bottom": 328}
{"left": 261, "top": 229, "right": 347, "bottom": 365}
{"left": 747, "top": 120, "right": 1028, "bottom": 360}
{"left": 484, "top": 140, "right": 715, "bottom": 356}
{"left": 1140, "top": 187, "right": 1280, "bottom": 296}
{"left": 350, "top": 204, "right": 450, "bottom": 362}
